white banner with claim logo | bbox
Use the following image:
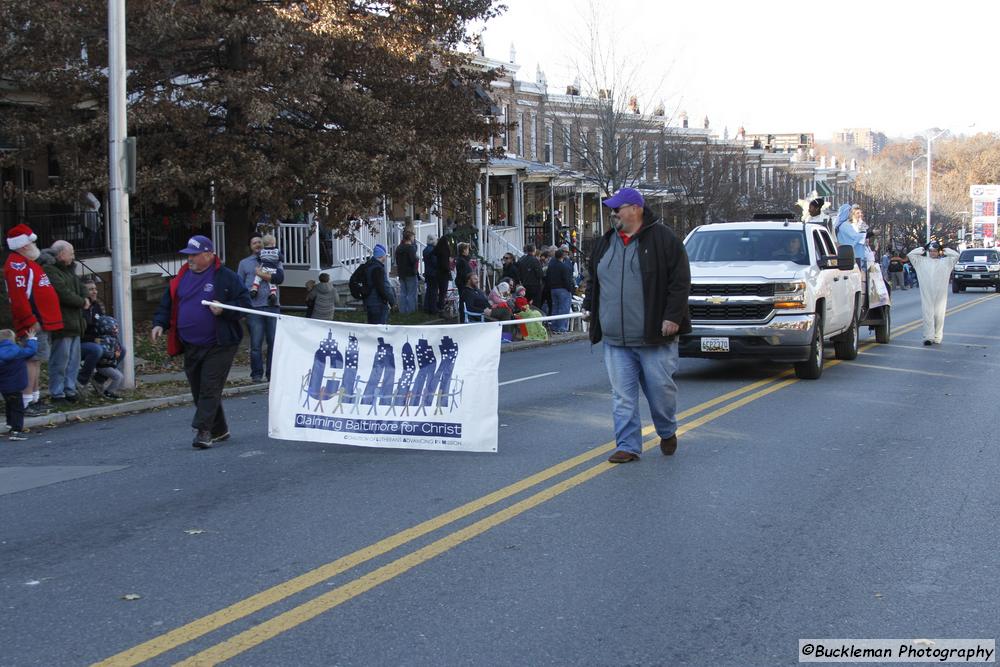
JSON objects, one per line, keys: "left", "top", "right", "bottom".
{"left": 267, "top": 317, "right": 501, "bottom": 452}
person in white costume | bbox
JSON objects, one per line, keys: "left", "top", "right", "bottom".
{"left": 907, "top": 241, "right": 959, "bottom": 345}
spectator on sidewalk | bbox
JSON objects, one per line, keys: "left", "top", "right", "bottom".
{"left": 237, "top": 234, "right": 284, "bottom": 382}
{"left": 309, "top": 273, "right": 337, "bottom": 321}
{"left": 0, "top": 328, "right": 38, "bottom": 440}
{"left": 516, "top": 244, "right": 543, "bottom": 308}
{"left": 3, "top": 224, "right": 62, "bottom": 416}
{"left": 38, "top": 240, "right": 88, "bottom": 405}
{"left": 363, "top": 244, "right": 396, "bottom": 324}
{"left": 433, "top": 235, "right": 452, "bottom": 317}
{"left": 547, "top": 248, "right": 574, "bottom": 333}
{"left": 303, "top": 279, "right": 317, "bottom": 318}
{"left": 423, "top": 234, "right": 438, "bottom": 314}
{"left": 152, "top": 235, "right": 252, "bottom": 450}
{"left": 77, "top": 279, "right": 107, "bottom": 393}
{"left": 92, "top": 315, "right": 125, "bottom": 400}
{"left": 584, "top": 188, "right": 691, "bottom": 464}
{"left": 455, "top": 242, "right": 472, "bottom": 322}
{"left": 394, "top": 230, "right": 419, "bottom": 314}
{"left": 889, "top": 253, "right": 906, "bottom": 290}
{"left": 501, "top": 253, "right": 520, "bottom": 287}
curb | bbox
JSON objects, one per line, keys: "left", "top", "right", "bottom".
{"left": 24, "top": 382, "right": 269, "bottom": 429}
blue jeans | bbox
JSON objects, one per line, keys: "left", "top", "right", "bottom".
{"left": 550, "top": 288, "right": 572, "bottom": 332}
{"left": 78, "top": 342, "right": 104, "bottom": 384}
{"left": 49, "top": 335, "right": 81, "bottom": 398}
{"left": 246, "top": 311, "right": 277, "bottom": 380}
{"left": 398, "top": 276, "right": 418, "bottom": 314}
{"left": 366, "top": 303, "right": 389, "bottom": 324}
{"left": 603, "top": 342, "right": 679, "bottom": 455}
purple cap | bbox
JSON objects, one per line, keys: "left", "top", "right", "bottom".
{"left": 602, "top": 188, "right": 644, "bottom": 209}
{"left": 179, "top": 235, "right": 214, "bottom": 254}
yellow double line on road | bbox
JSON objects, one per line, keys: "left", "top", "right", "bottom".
{"left": 97, "top": 294, "right": 997, "bottom": 666}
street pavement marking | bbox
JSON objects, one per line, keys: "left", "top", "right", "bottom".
{"left": 499, "top": 371, "right": 559, "bottom": 386}
{"left": 841, "top": 362, "right": 962, "bottom": 378}
{"left": 94, "top": 374, "right": 789, "bottom": 667}
{"left": 173, "top": 377, "right": 803, "bottom": 667}
{"left": 96, "top": 294, "right": 998, "bottom": 666}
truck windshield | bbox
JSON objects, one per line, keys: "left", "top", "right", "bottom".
{"left": 958, "top": 250, "right": 999, "bottom": 262}
{"left": 686, "top": 229, "right": 810, "bottom": 265}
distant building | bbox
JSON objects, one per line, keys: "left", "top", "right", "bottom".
{"left": 836, "top": 128, "right": 888, "bottom": 156}
{"left": 735, "top": 129, "right": 814, "bottom": 154}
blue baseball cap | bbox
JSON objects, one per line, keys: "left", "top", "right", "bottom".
{"left": 602, "top": 188, "right": 644, "bottom": 209}
{"left": 373, "top": 244, "right": 387, "bottom": 258}
{"left": 179, "top": 235, "right": 214, "bottom": 254}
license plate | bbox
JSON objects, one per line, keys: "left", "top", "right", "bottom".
{"left": 701, "top": 337, "right": 730, "bottom": 352}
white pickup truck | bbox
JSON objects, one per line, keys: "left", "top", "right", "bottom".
{"left": 679, "top": 219, "right": 891, "bottom": 379}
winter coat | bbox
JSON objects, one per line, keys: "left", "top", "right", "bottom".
{"left": 3, "top": 251, "right": 63, "bottom": 336}
{"left": 309, "top": 282, "right": 337, "bottom": 320}
{"left": 0, "top": 338, "right": 37, "bottom": 393}
{"left": 516, "top": 254, "right": 543, "bottom": 288}
{"left": 583, "top": 207, "right": 691, "bottom": 345}
{"left": 37, "top": 249, "right": 88, "bottom": 338}
{"left": 152, "top": 257, "right": 251, "bottom": 356}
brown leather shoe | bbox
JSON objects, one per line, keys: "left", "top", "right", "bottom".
{"left": 659, "top": 435, "right": 678, "bottom": 456}
{"left": 607, "top": 450, "right": 640, "bottom": 464}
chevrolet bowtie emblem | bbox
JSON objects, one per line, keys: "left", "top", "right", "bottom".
{"left": 707, "top": 296, "right": 728, "bottom": 304}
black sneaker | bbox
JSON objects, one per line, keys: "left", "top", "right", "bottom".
{"left": 211, "top": 430, "right": 231, "bottom": 443}
{"left": 24, "top": 403, "right": 49, "bottom": 418}
{"left": 8, "top": 431, "right": 27, "bottom": 441}
{"left": 192, "top": 429, "right": 213, "bottom": 449}
{"left": 923, "top": 340, "right": 933, "bottom": 346}
{"left": 267, "top": 293, "right": 278, "bottom": 306}
{"left": 64, "top": 393, "right": 79, "bottom": 404}
{"left": 249, "top": 288, "right": 259, "bottom": 298}
{"left": 103, "top": 391, "right": 124, "bottom": 401}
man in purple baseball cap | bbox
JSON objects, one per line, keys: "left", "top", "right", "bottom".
{"left": 582, "top": 187, "right": 691, "bottom": 464}
{"left": 152, "top": 234, "right": 251, "bottom": 449}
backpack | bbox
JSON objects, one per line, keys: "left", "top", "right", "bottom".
{"left": 348, "top": 261, "right": 372, "bottom": 300}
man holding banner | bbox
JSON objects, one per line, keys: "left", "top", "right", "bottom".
{"left": 152, "top": 235, "right": 252, "bottom": 449}
{"left": 583, "top": 188, "right": 691, "bottom": 464}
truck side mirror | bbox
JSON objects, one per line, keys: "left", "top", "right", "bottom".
{"left": 836, "top": 244, "right": 856, "bottom": 270}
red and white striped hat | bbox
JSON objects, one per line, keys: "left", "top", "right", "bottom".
{"left": 6, "top": 224, "right": 38, "bottom": 251}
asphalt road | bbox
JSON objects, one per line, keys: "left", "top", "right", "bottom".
{"left": 2, "top": 287, "right": 999, "bottom": 666}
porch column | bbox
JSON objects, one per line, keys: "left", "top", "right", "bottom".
{"left": 512, "top": 171, "right": 523, "bottom": 230}
{"left": 549, "top": 185, "right": 556, "bottom": 246}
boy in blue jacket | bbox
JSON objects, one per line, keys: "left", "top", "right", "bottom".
{"left": 0, "top": 329, "right": 39, "bottom": 440}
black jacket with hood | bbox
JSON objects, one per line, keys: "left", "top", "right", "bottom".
{"left": 582, "top": 207, "right": 691, "bottom": 345}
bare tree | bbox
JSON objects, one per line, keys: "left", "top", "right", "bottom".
{"left": 557, "top": 1, "right": 672, "bottom": 196}
{"left": 669, "top": 139, "right": 748, "bottom": 231}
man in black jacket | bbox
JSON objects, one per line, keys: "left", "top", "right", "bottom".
{"left": 582, "top": 188, "right": 691, "bottom": 464}
{"left": 516, "top": 244, "right": 543, "bottom": 306}
{"left": 394, "top": 230, "right": 419, "bottom": 314}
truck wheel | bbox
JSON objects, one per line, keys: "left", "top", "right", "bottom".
{"left": 794, "top": 319, "right": 824, "bottom": 380}
{"left": 874, "top": 306, "right": 891, "bottom": 344}
{"left": 952, "top": 281, "right": 960, "bottom": 293}
{"left": 833, "top": 308, "right": 860, "bottom": 360}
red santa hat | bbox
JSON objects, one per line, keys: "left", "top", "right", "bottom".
{"left": 6, "top": 224, "right": 38, "bottom": 251}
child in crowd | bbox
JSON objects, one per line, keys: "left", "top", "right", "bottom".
{"left": 303, "top": 279, "right": 317, "bottom": 318}
{"left": 0, "top": 328, "right": 38, "bottom": 440}
{"left": 251, "top": 233, "right": 283, "bottom": 306}
{"left": 93, "top": 315, "right": 125, "bottom": 401}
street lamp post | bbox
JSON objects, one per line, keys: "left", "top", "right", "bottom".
{"left": 925, "top": 129, "right": 948, "bottom": 244}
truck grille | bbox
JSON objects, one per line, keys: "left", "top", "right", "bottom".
{"left": 690, "top": 304, "right": 774, "bottom": 321}
{"left": 690, "top": 283, "right": 775, "bottom": 297}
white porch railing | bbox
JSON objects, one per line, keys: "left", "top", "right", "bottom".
{"left": 483, "top": 226, "right": 523, "bottom": 267}
{"left": 332, "top": 218, "right": 392, "bottom": 275}
{"left": 276, "top": 222, "right": 312, "bottom": 266}
{"left": 212, "top": 219, "right": 227, "bottom": 264}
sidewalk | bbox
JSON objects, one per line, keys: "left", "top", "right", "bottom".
{"left": 19, "top": 331, "right": 590, "bottom": 431}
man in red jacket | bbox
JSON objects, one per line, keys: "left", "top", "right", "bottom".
{"left": 3, "top": 224, "right": 63, "bottom": 416}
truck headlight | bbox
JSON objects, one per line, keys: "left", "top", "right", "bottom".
{"left": 988, "top": 264, "right": 1000, "bottom": 272}
{"left": 773, "top": 281, "right": 806, "bottom": 295}
{"left": 954, "top": 264, "right": 966, "bottom": 271}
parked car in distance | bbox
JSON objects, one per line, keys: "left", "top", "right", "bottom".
{"left": 952, "top": 248, "right": 1000, "bottom": 292}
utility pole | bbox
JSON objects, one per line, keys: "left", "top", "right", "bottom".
{"left": 108, "top": 0, "right": 135, "bottom": 387}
